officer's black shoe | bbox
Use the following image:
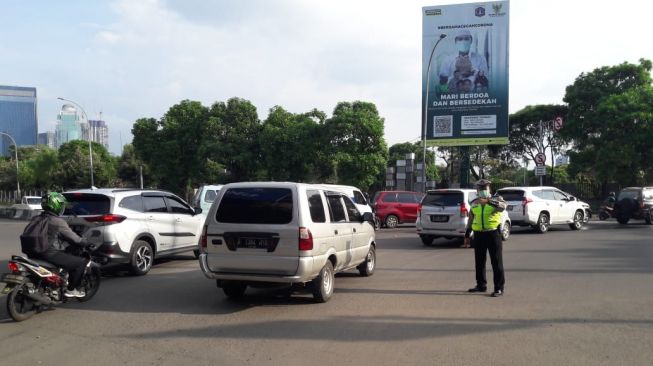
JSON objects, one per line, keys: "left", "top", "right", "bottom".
{"left": 468, "top": 286, "right": 487, "bottom": 293}
{"left": 491, "top": 290, "right": 503, "bottom": 297}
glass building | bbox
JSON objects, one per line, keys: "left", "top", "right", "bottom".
{"left": 89, "top": 119, "right": 109, "bottom": 150}
{"left": 0, "top": 85, "right": 38, "bottom": 156}
{"left": 55, "top": 104, "right": 83, "bottom": 149}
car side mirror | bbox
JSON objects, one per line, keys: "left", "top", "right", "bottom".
{"left": 362, "top": 212, "right": 374, "bottom": 224}
{"left": 194, "top": 207, "right": 203, "bottom": 215}
{"left": 569, "top": 197, "right": 576, "bottom": 201}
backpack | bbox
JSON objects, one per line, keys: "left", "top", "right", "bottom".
{"left": 20, "top": 214, "right": 51, "bottom": 256}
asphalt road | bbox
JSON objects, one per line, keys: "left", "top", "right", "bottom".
{"left": 0, "top": 218, "right": 652, "bottom": 366}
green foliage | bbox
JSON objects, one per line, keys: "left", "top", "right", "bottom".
{"left": 324, "top": 101, "right": 388, "bottom": 191}
{"left": 562, "top": 59, "right": 653, "bottom": 185}
{"left": 58, "top": 140, "right": 116, "bottom": 189}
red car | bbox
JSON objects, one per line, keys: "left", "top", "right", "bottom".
{"left": 372, "top": 191, "right": 424, "bottom": 228}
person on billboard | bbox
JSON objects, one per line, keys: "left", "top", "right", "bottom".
{"left": 438, "top": 29, "right": 489, "bottom": 93}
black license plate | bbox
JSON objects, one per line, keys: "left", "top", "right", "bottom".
{"left": 431, "top": 215, "right": 449, "bottom": 223}
{"left": 238, "top": 238, "right": 271, "bottom": 249}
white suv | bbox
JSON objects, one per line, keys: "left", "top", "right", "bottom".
{"left": 496, "top": 186, "right": 588, "bottom": 233}
{"left": 417, "top": 189, "right": 511, "bottom": 245}
{"left": 63, "top": 189, "right": 204, "bottom": 275}
{"left": 198, "top": 182, "right": 377, "bottom": 303}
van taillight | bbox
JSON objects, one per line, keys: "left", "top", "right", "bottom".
{"left": 84, "top": 214, "right": 126, "bottom": 224}
{"left": 199, "top": 225, "right": 207, "bottom": 253}
{"left": 460, "top": 202, "right": 468, "bottom": 217}
{"left": 299, "top": 227, "right": 313, "bottom": 251}
{"left": 523, "top": 197, "right": 533, "bottom": 215}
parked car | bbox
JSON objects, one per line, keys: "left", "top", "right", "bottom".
{"left": 372, "top": 190, "right": 424, "bottom": 228}
{"left": 191, "top": 184, "right": 224, "bottom": 214}
{"left": 62, "top": 188, "right": 205, "bottom": 275}
{"left": 613, "top": 187, "right": 653, "bottom": 225}
{"left": 416, "top": 189, "right": 511, "bottom": 246}
{"left": 11, "top": 196, "right": 43, "bottom": 216}
{"left": 198, "top": 182, "right": 377, "bottom": 303}
{"left": 496, "top": 186, "right": 588, "bottom": 233}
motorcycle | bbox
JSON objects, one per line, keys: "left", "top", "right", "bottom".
{"left": 1, "top": 246, "right": 101, "bottom": 322}
{"left": 598, "top": 205, "right": 615, "bottom": 221}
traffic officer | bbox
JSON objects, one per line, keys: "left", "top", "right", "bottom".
{"left": 463, "top": 179, "right": 507, "bottom": 297}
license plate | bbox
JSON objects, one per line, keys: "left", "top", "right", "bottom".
{"left": 431, "top": 215, "right": 449, "bottom": 223}
{"left": 507, "top": 205, "right": 514, "bottom": 211}
{"left": 238, "top": 238, "right": 270, "bottom": 249}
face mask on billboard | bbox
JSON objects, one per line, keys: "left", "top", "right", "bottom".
{"left": 456, "top": 40, "right": 472, "bottom": 53}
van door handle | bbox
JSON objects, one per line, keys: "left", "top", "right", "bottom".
{"left": 147, "top": 216, "right": 154, "bottom": 221}
{"left": 334, "top": 230, "right": 338, "bottom": 235}
{"left": 353, "top": 228, "right": 357, "bottom": 233}
{"left": 176, "top": 217, "right": 181, "bottom": 222}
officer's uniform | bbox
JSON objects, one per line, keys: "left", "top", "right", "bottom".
{"left": 465, "top": 180, "right": 506, "bottom": 297}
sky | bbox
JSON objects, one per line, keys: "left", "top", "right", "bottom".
{"left": 1, "top": 0, "right": 651, "bottom": 155}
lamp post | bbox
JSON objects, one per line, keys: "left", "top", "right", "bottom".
{"left": 0, "top": 132, "right": 20, "bottom": 200}
{"left": 422, "top": 34, "right": 447, "bottom": 192}
{"left": 57, "top": 97, "right": 94, "bottom": 188}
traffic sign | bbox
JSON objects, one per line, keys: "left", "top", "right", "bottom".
{"left": 554, "top": 116, "right": 564, "bottom": 131}
{"left": 535, "top": 153, "right": 546, "bottom": 165}
{"left": 535, "top": 166, "right": 546, "bottom": 176}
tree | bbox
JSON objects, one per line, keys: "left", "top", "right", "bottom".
{"left": 562, "top": 59, "right": 653, "bottom": 186}
{"left": 323, "top": 101, "right": 388, "bottom": 191}
{"left": 58, "top": 140, "right": 116, "bottom": 189}
{"left": 117, "top": 144, "right": 152, "bottom": 188}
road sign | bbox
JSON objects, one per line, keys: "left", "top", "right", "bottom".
{"left": 554, "top": 116, "right": 564, "bottom": 131}
{"left": 535, "top": 153, "right": 546, "bottom": 165}
{"left": 535, "top": 166, "right": 546, "bottom": 176}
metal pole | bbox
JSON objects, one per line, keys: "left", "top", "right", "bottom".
{"left": 422, "top": 34, "right": 447, "bottom": 193}
{"left": 0, "top": 132, "right": 20, "bottom": 200}
{"left": 58, "top": 98, "right": 94, "bottom": 188}
{"left": 139, "top": 165, "right": 143, "bottom": 189}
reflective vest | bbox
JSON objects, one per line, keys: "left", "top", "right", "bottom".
{"left": 471, "top": 202, "right": 502, "bottom": 231}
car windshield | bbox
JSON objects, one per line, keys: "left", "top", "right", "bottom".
{"left": 26, "top": 198, "right": 41, "bottom": 205}
{"left": 497, "top": 190, "right": 525, "bottom": 201}
{"left": 63, "top": 193, "right": 111, "bottom": 215}
{"left": 422, "top": 192, "right": 464, "bottom": 207}
{"left": 618, "top": 190, "right": 639, "bottom": 201}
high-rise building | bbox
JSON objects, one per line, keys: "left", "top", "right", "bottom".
{"left": 0, "top": 85, "right": 38, "bottom": 156}
{"left": 55, "top": 104, "right": 83, "bottom": 148}
{"left": 37, "top": 131, "right": 55, "bottom": 149}
{"left": 89, "top": 119, "right": 109, "bottom": 150}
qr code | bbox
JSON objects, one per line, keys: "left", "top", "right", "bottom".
{"left": 433, "top": 115, "right": 453, "bottom": 137}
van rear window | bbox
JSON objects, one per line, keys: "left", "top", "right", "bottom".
{"left": 423, "top": 192, "right": 464, "bottom": 207}
{"left": 216, "top": 188, "right": 293, "bottom": 224}
{"left": 497, "top": 190, "right": 525, "bottom": 202}
{"left": 63, "top": 193, "right": 111, "bottom": 215}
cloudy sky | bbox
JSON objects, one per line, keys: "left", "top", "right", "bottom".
{"left": 1, "top": 0, "right": 650, "bottom": 154}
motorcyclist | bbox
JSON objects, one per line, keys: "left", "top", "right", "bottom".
{"left": 604, "top": 192, "right": 616, "bottom": 208}
{"left": 27, "top": 192, "right": 91, "bottom": 298}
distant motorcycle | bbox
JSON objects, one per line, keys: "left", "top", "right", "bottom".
{"left": 598, "top": 205, "right": 615, "bottom": 221}
{"left": 1, "top": 246, "right": 101, "bottom": 322}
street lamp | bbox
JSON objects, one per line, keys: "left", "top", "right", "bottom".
{"left": 422, "top": 34, "right": 447, "bottom": 192}
{"left": 57, "top": 97, "right": 94, "bottom": 188}
{"left": 0, "top": 131, "right": 20, "bottom": 200}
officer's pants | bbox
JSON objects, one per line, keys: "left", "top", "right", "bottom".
{"left": 472, "top": 229, "right": 505, "bottom": 291}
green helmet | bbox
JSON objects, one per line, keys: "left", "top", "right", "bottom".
{"left": 42, "top": 192, "right": 67, "bottom": 215}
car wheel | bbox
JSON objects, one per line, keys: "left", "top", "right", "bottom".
{"left": 358, "top": 246, "right": 376, "bottom": 277}
{"left": 501, "top": 221, "right": 511, "bottom": 241}
{"left": 312, "top": 261, "right": 334, "bottom": 303}
{"left": 645, "top": 211, "right": 653, "bottom": 225}
{"left": 533, "top": 213, "right": 549, "bottom": 233}
{"left": 222, "top": 281, "right": 247, "bottom": 299}
{"left": 385, "top": 215, "right": 399, "bottom": 229}
{"left": 617, "top": 216, "right": 629, "bottom": 225}
{"left": 129, "top": 240, "right": 154, "bottom": 276}
{"left": 420, "top": 235, "right": 433, "bottom": 246}
{"left": 569, "top": 210, "right": 584, "bottom": 230}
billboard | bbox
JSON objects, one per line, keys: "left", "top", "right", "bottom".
{"left": 422, "top": 2, "right": 509, "bottom": 146}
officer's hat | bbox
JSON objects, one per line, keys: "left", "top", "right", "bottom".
{"left": 474, "top": 179, "right": 492, "bottom": 188}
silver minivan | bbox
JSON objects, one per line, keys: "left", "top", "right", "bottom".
{"left": 416, "top": 189, "right": 511, "bottom": 245}
{"left": 198, "top": 182, "right": 377, "bottom": 302}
